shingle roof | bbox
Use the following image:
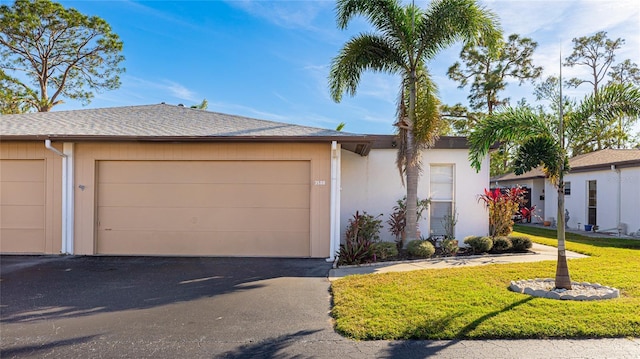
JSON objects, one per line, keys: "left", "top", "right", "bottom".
{"left": 491, "top": 148, "right": 640, "bottom": 181}
{"left": 569, "top": 149, "right": 640, "bottom": 169}
{"left": 492, "top": 167, "right": 546, "bottom": 182}
{"left": 0, "top": 103, "right": 365, "bottom": 140}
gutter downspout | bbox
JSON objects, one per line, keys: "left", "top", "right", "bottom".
{"left": 327, "top": 141, "right": 341, "bottom": 262}
{"left": 45, "top": 139, "right": 65, "bottom": 157}
{"left": 45, "top": 140, "right": 74, "bottom": 254}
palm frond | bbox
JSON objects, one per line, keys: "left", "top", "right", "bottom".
{"left": 513, "top": 136, "right": 564, "bottom": 182}
{"left": 468, "top": 106, "right": 551, "bottom": 171}
{"left": 418, "top": 0, "right": 502, "bottom": 61}
{"left": 413, "top": 66, "right": 441, "bottom": 148}
{"left": 329, "top": 33, "right": 403, "bottom": 102}
{"left": 335, "top": 0, "right": 408, "bottom": 43}
{"left": 566, "top": 83, "right": 640, "bottom": 154}
{"left": 573, "top": 83, "right": 640, "bottom": 123}
{"left": 395, "top": 65, "right": 441, "bottom": 184}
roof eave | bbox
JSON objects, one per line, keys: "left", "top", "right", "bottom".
{"left": 366, "top": 135, "right": 486, "bottom": 150}
{"left": 569, "top": 159, "right": 640, "bottom": 173}
{"left": 0, "top": 134, "right": 374, "bottom": 155}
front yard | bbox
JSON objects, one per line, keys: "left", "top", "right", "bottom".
{"left": 330, "top": 225, "right": 640, "bottom": 340}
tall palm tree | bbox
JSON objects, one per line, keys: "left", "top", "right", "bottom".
{"left": 468, "top": 82, "right": 640, "bottom": 289}
{"left": 329, "top": 0, "right": 502, "bottom": 243}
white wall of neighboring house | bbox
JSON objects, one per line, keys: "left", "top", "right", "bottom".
{"left": 493, "top": 178, "right": 546, "bottom": 222}
{"left": 340, "top": 147, "right": 490, "bottom": 244}
{"left": 544, "top": 166, "right": 640, "bottom": 234}
{"left": 621, "top": 167, "right": 640, "bottom": 234}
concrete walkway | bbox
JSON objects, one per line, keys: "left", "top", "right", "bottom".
{"left": 329, "top": 243, "right": 587, "bottom": 281}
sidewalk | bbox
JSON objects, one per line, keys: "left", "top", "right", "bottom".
{"left": 328, "top": 243, "right": 587, "bottom": 281}
{"left": 517, "top": 222, "right": 640, "bottom": 239}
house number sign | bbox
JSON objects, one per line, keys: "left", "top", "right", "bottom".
{"left": 314, "top": 180, "right": 326, "bottom": 186}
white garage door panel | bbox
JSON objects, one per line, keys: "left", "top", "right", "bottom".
{"left": 97, "top": 160, "right": 311, "bottom": 257}
{"left": 0, "top": 159, "right": 46, "bottom": 254}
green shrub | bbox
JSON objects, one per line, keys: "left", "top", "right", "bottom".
{"left": 464, "top": 236, "right": 493, "bottom": 254}
{"left": 372, "top": 242, "right": 399, "bottom": 260}
{"left": 345, "top": 211, "right": 383, "bottom": 243}
{"left": 336, "top": 237, "right": 374, "bottom": 265}
{"left": 509, "top": 235, "right": 533, "bottom": 251}
{"left": 337, "top": 211, "right": 383, "bottom": 265}
{"left": 407, "top": 240, "right": 435, "bottom": 258}
{"left": 492, "top": 236, "right": 512, "bottom": 252}
{"left": 441, "top": 238, "right": 459, "bottom": 256}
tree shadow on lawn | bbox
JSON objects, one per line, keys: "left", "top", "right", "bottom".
{"left": 0, "top": 256, "right": 331, "bottom": 324}
{"left": 381, "top": 296, "right": 534, "bottom": 358}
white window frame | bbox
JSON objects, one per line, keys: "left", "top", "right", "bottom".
{"left": 428, "top": 164, "right": 455, "bottom": 237}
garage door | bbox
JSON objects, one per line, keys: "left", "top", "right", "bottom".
{"left": 0, "top": 159, "right": 46, "bottom": 253}
{"left": 96, "top": 160, "right": 310, "bottom": 256}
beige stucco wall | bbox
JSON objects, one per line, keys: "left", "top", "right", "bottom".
{"left": 73, "top": 142, "right": 331, "bottom": 257}
{"left": 0, "top": 141, "right": 62, "bottom": 254}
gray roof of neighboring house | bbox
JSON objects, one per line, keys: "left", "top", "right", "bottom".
{"left": 492, "top": 167, "right": 546, "bottom": 182}
{"left": 491, "top": 148, "right": 640, "bottom": 182}
{"left": 0, "top": 103, "right": 365, "bottom": 140}
{"left": 569, "top": 149, "right": 640, "bottom": 171}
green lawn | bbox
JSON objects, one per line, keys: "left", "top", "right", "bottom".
{"left": 330, "top": 225, "right": 640, "bottom": 340}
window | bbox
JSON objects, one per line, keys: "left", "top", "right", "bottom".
{"left": 588, "top": 180, "right": 597, "bottom": 225}
{"left": 564, "top": 181, "right": 571, "bottom": 195}
{"left": 429, "top": 164, "right": 454, "bottom": 236}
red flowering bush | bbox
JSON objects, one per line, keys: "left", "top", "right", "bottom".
{"left": 478, "top": 187, "right": 527, "bottom": 236}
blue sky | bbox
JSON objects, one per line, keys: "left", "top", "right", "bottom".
{"left": 53, "top": 0, "right": 640, "bottom": 135}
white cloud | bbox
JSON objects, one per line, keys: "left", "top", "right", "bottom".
{"left": 208, "top": 100, "right": 290, "bottom": 123}
{"left": 356, "top": 73, "right": 400, "bottom": 104}
{"left": 484, "top": 0, "right": 572, "bottom": 37}
{"left": 557, "top": 1, "right": 639, "bottom": 40}
{"left": 224, "top": 0, "right": 330, "bottom": 31}
{"left": 123, "top": 76, "right": 199, "bottom": 103}
{"left": 165, "top": 81, "right": 199, "bottom": 102}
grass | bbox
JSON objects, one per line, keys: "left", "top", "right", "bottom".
{"left": 330, "top": 225, "right": 640, "bottom": 340}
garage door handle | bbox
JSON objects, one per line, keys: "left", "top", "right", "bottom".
{"left": 104, "top": 228, "right": 112, "bottom": 231}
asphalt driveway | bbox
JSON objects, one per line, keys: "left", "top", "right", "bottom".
{"left": 2, "top": 256, "right": 639, "bottom": 358}
{"left": 0, "top": 255, "right": 338, "bottom": 358}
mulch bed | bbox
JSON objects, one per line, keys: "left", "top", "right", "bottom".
{"left": 376, "top": 246, "right": 532, "bottom": 263}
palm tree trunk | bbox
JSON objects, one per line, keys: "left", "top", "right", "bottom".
{"left": 556, "top": 54, "right": 572, "bottom": 290}
{"left": 405, "top": 68, "right": 419, "bottom": 243}
{"left": 556, "top": 182, "right": 572, "bottom": 289}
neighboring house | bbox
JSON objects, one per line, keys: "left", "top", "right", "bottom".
{"left": 491, "top": 168, "right": 546, "bottom": 222}
{"left": 0, "top": 104, "right": 490, "bottom": 258}
{"left": 493, "top": 149, "right": 640, "bottom": 236}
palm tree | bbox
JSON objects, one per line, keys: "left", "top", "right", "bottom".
{"left": 329, "top": 0, "right": 502, "bottom": 243}
{"left": 468, "top": 82, "right": 640, "bottom": 289}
